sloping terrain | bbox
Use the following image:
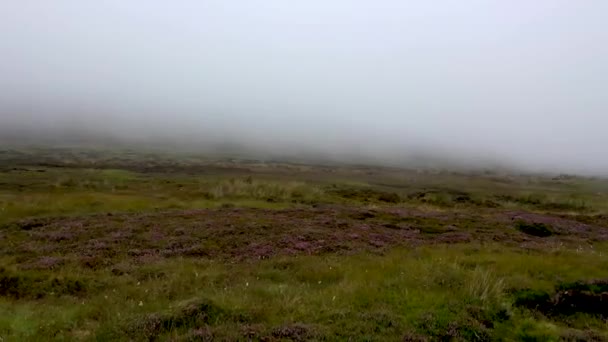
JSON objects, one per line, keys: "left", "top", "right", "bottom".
{"left": 1, "top": 148, "right": 608, "bottom": 340}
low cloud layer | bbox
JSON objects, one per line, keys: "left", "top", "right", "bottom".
{"left": 1, "top": 1, "right": 607, "bottom": 174}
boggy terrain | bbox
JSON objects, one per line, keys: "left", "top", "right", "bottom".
{"left": 6, "top": 206, "right": 608, "bottom": 267}
{"left": 1, "top": 147, "right": 608, "bottom": 341}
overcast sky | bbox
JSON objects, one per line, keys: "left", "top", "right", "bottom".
{"left": 0, "top": 1, "right": 607, "bottom": 173}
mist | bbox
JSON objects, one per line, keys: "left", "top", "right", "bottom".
{"left": 1, "top": 1, "right": 607, "bottom": 174}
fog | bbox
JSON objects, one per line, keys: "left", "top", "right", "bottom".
{"left": 1, "top": 1, "right": 607, "bottom": 174}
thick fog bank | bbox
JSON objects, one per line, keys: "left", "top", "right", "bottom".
{"left": 1, "top": 1, "right": 607, "bottom": 175}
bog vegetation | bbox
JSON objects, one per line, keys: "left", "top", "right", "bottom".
{"left": 1, "top": 147, "right": 608, "bottom": 340}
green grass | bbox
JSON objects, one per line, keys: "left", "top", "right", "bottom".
{"left": 1, "top": 244, "right": 607, "bottom": 340}
{"left": 2, "top": 167, "right": 604, "bottom": 225}
{"left": 0, "top": 169, "right": 328, "bottom": 224}
{"left": 1, "top": 147, "right": 608, "bottom": 340}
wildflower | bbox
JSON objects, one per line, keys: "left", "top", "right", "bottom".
{"left": 139, "top": 301, "right": 143, "bottom": 306}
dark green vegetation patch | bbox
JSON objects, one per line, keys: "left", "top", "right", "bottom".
{"left": 0, "top": 268, "right": 93, "bottom": 299}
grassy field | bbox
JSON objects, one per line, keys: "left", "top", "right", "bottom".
{"left": 1, "top": 147, "right": 608, "bottom": 341}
